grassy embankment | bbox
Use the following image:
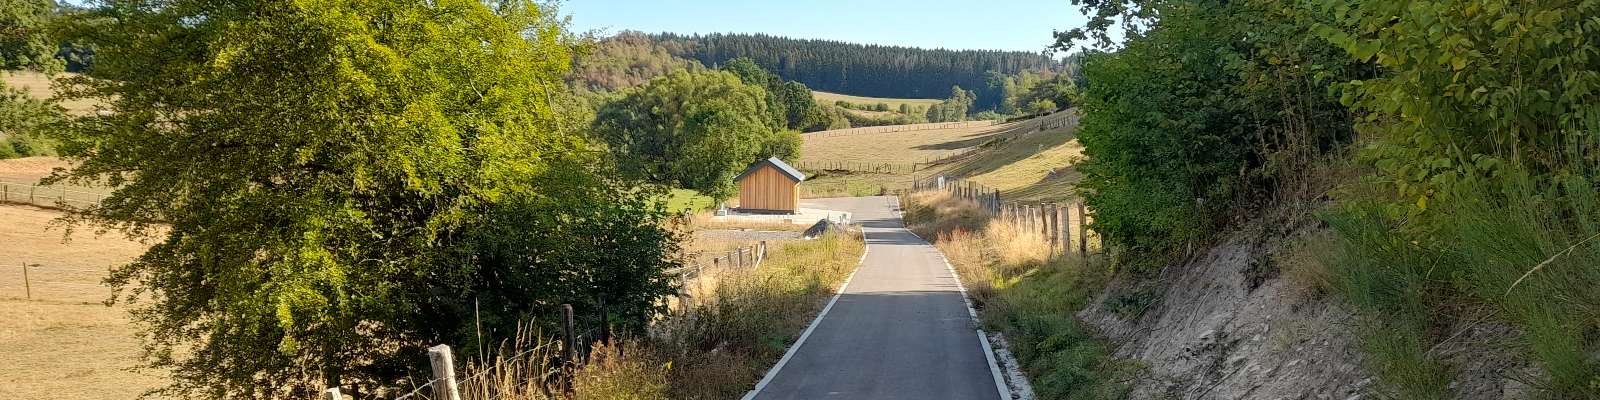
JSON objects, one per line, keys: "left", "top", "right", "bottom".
{"left": 797, "top": 111, "right": 1082, "bottom": 201}
{"left": 1275, "top": 175, "right": 1600, "bottom": 398}
{"left": 900, "top": 190, "right": 1131, "bottom": 399}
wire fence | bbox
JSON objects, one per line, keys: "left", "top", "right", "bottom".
{"left": 0, "top": 262, "right": 113, "bottom": 303}
{"left": 0, "top": 180, "right": 108, "bottom": 210}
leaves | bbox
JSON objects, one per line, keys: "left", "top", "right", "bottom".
{"left": 593, "top": 69, "right": 798, "bottom": 200}
{"left": 48, "top": 0, "right": 681, "bottom": 397}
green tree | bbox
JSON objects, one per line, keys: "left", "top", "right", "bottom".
{"left": 49, "top": 0, "right": 680, "bottom": 397}
{"left": 1026, "top": 98, "right": 1057, "bottom": 116}
{"left": 0, "top": 0, "right": 61, "bottom": 71}
{"left": 594, "top": 69, "right": 800, "bottom": 199}
{"left": 775, "top": 80, "right": 818, "bottom": 128}
{"left": 925, "top": 85, "right": 974, "bottom": 122}
{"left": 0, "top": 78, "right": 62, "bottom": 158}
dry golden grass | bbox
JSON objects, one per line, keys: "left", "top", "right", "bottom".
{"left": 0, "top": 204, "right": 163, "bottom": 400}
{"left": 1, "top": 71, "right": 101, "bottom": 115}
{"left": 0, "top": 156, "right": 71, "bottom": 184}
{"left": 798, "top": 122, "right": 1016, "bottom": 166}
{"left": 810, "top": 91, "right": 940, "bottom": 110}
{"left": 797, "top": 110, "right": 1084, "bottom": 203}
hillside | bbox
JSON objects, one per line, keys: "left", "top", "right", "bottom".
{"left": 650, "top": 32, "right": 1062, "bottom": 110}
{"left": 811, "top": 91, "right": 941, "bottom": 110}
{"left": 796, "top": 110, "right": 1079, "bottom": 200}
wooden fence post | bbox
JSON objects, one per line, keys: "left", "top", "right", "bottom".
{"left": 324, "top": 388, "right": 343, "bottom": 400}
{"left": 1048, "top": 203, "right": 1060, "bottom": 254}
{"left": 22, "top": 263, "right": 31, "bottom": 300}
{"left": 1078, "top": 202, "right": 1089, "bottom": 256}
{"left": 560, "top": 304, "right": 576, "bottom": 393}
{"left": 1061, "top": 206, "right": 1072, "bottom": 256}
{"left": 427, "top": 344, "right": 463, "bottom": 400}
{"left": 598, "top": 295, "right": 611, "bottom": 346}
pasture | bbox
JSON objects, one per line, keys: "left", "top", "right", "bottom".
{"left": 811, "top": 90, "right": 940, "bottom": 110}
{"left": 2, "top": 71, "right": 100, "bottom": 115}
{"left": 0, "top": 203, "right": 164, "bottom": 400}
{"left": 796, "top": 110, "right": 1083, "bottom": 202}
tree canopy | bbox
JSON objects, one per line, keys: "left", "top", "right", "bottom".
{"left": 48, "top": 0, "right": 681, "bottom": 397}
{"left": 0, "top": 0, "right": 61, "bottom": 71}
{"left": 594, "top": 69, "right": 800, "bottom": 200}
{"left": 651, "top": 32, "right": 1061, "bottom": 111}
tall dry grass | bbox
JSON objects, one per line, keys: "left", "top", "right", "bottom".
{"left": 902, "top": 189, "right": 1130, "bottom": 399}
{"left": 447, "top": 231, "right": 866, "bottom": 400}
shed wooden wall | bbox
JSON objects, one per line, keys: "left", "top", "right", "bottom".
{"left": 737, "top": 164, "right": 799, "bottom": 212}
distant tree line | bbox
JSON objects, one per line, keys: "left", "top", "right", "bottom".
{"left": 649, "top": 32, "right": 1062, "bottom": 111}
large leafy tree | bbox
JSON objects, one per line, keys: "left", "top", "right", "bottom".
{"left": 722, "top": 57, "right": 821, "bottom": 131}
{"left": 594, "top": 69, "right": 799, "bottom": 199}
{"left": 0, "top": 0, "right": 61, "bottom": 71}
{"left": 48, "top": 0, "right": 679, "bottom": 398}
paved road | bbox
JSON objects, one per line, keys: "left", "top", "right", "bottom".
{"left": 749, "top": 196, "right": 1003, "bottom": 400}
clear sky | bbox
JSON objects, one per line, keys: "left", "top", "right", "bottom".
{"left": 558, "top": 0, "right": 1092, "bottom": 54}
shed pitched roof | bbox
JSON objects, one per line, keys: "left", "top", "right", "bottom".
{"left": 734, "top": 157, "right": 806, "bottom": 182}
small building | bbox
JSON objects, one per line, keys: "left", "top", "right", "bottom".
{"left": 734, "top": 157, "right": 806, "bottom": 214}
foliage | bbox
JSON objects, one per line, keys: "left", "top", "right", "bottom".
{"left": 924, "top": 85, "right": 976, "bottom": 122}
{"left": 1026, "top": 99, "right": 1058, "bottom": 116}
{"left": 721, "top": 57, "right": 820, "bottom": 132}
{"left": 0, "top": 0, "right": 62, "bottom": 72}
{"left": 0, "top": 77, "right": 60, "bottom": 158}
{"left": 1063, "top": 0, "right": 1600, "bottom": 395}
{"left": 1306, "top": 0, "right": 1600, "bottom": 395}
{"left": 594, "top": 69, "right": 800, "bottom": 199}
{"left": 567, "top": 31, "right": 701, "bottom": 94}
{"left": 652, "top": 32, "right": 1061, "bottom": 111}
{"left": 1068, "top": 0, "right": 1359, "bottom": 264}
{"left": 803, "top": 103, "right": 852, "bottom": 131}
{"left": 1309, "top": 0, "right": 1600, "bottom": 210}
{"left": 49, "top": 0, "right": 683, "bottom": 397}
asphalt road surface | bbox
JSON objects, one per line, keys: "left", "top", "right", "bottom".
{"left": 748, "top": 196, "right": 1003, "bottom": 400}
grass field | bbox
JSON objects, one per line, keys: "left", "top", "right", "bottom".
{"left": 2, "top": 71, "right": 100, "bottom": 115}
{"left": 0, "top": 204, "right": 164, "bottom": 400}
{"left": 811, "top": 90, "right": 940, "bottom": 110}
{"left": 796, "top": 110, "right": 1084, "bottom": 202}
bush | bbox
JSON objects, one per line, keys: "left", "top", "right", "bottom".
{"left": 1070, "top": 0, "right": 1358, "bottom": 268}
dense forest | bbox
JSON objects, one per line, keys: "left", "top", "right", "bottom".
{"left": 650, "top": 32, "right": 1062, "bottom": 111}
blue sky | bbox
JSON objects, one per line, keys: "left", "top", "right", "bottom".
{"left": 558, "top": 0, "right": 1094, "bottom": 54}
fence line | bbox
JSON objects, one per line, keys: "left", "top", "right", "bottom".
{"left": 801, "top": 120, "right": 1001, "bottom": 138}
{"left": 2, "top": 262, "right": 112, "bottom": 302}
{"left": 0, "top": 180, "right": 107, "bottom": 210}
{"left": 909, "top": 175, "right": 1103, "bottom": 257}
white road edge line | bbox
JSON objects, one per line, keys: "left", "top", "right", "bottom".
{"left": 740, "top": 217, "right": 873, "bottom": 400}
{"left": 906, "top": 227, "right": 1012, "bottom": 400}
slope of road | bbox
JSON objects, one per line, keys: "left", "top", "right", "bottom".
{"left": 747, "top": 196, "right": 1004, "bottom": 400}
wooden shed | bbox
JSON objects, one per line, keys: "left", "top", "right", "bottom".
{"left": 734, "top": 157, "right": 806, "bottom": 214}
